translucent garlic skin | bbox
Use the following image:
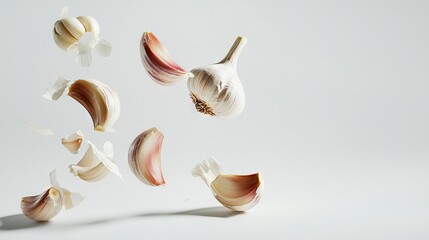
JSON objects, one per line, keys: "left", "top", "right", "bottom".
{"left": 187, "top": 36, "right": 247, "bottom": 117}
{"left": 192, "top": 158, "right": 263, "bottom": 212}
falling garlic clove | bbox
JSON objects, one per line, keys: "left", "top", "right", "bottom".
{"left": 61, "top": 130, "right": 84, "bottom": 154}
{"left": 192, "top": 158, "right": 263, "bottom": 212}
{"left": 69, "top": 141, "right": 122, "bottom": 182}
{"left": 21, "top": 170, "right": 83, "bottom": 221}
{"left": 128, "top": 127, "right": 165, "bottom": 186}
{"left": 68, "top": 79, "right": 121, "bottom": 132}
{"left": 53, "top": 7, "right": 111, "bottom": 67}
{"left": 140, "top": 32, "right": 193, "bottom": 86}
{"left": 188, "top": 36, "right": 247, "bottom": 117}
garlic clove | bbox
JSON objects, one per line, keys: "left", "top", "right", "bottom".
{"left": 140, "top": 32, "right": 192, "bottom": 86}
{"left": 21, "top": 170, "right": 83, "bottom": 222}
{"left": 61, "top": 130, "right": 84, "bottom": 154}
{"left": 128, "top": 127, "right": 165, "bottom": 186}
{"left": 187, "top": 36, "right": 247, "bottom": 117}
{"left": 69, "top": 141, "right": 122, "bottom": 182}
{"left": 53, "top": 8, "right": 111, "bottom": 67}
{"left": 43, "top": 76, "right": 70, "bottom": 101}
{"left": 192, "top": 158, "right": 263, "bottom": 212}
{"left": 67, "top": 79, "right": 121, "bottom": 132}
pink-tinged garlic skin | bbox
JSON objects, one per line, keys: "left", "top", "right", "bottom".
{"left": 21, "top": 187, "right": 63, "bottom": 222}
{"left": 128, "top": 127, "right": 165, "bottom": 186}
{"left": 192, "top": 158, "right": 263, "bottom": 212}
{"left": 68, "top": 79, "right": 121, "bottom": 132}
{"left": 140, "top": 32, "right": 192, "bottom": 86}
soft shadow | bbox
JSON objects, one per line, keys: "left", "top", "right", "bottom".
{"left": 0, "top": 214, "right": 48, "bottom": 230}
{"left": 75, "top": 206, "right": 243, "bottom": 227}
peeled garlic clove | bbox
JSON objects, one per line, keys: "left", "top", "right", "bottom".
{"left": 192, "top": 158, "right": 263, "bottom": 212}
{"left": 61, "top": 130, "right": 84, "bottom": 154}
{"left": 188, "top": 36, "right": 247, "bottom": 117}
{"left": 68, "top": 79, "right": 121, "bottom": 132}
{"left": 69, "top": 141, "right": 122, "bottom": 182}
{"left": 21, "top": 170, "right": 83, "bottom": 221}
{"left": 128, "top": 127, "right": 165, "bottom": 186}
{"left": 76, "top": 16, "right": 100, "bottom": 36}
{"left": 140, "top": 32, "right": 192, "bottom": 86}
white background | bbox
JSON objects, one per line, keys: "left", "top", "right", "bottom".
{"left": 1, "top": 0, "right": 428, "bottom": 239}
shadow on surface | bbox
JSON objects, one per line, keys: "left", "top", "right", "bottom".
{"left": 76, "top": 206, "right": 244, "bottom": 226}
{"left": 0, "top": 214, "right": 47, "bottom": 230}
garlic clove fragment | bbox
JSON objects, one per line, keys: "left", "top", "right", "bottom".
{"left": 140, "top": 32, "right": 193, "bottom": 86}
{"left": 53, "top": 7, "right": 111, "bottom": 67}
{"left": 68, "top": 79, "right": 121, "bottom": 132}
{"left": 192, "top": 158, "right": 263, "bottom": 212}
{"left": 21, "top": 170, "right": 83, "bottom": 222}
{"left": 128, "top": 127, "right": 165, "bottom": 186}
{"left": 61, "top": 130, "right": 84, "bottom": 154}
{"left": 188, "top": 36, "right": 247, "bottom": 117}
{"left": 69, "top": 141, "right": 122, "bottom": 182}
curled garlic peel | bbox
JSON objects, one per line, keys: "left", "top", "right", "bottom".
{"left": 188, "top": 36, "right": 246, "bottom": 117}
{"left": 21, "top": 170, "right": 83, "bottom": 221}
{"left": 63, "top": 131, "right": 122, "bottom": 182}
{"left": 192, "top": 158, "right": 263, "bottom": 212}
{"left": 43, "top": 77, "right": 121, "bottom": 132}
{"left": 140, "top": 32, "right": 193, "bottom": 85}
{"left": 61, "top": 130, "right": 84, "bottom": 154}
{"left": 128, "top": 127, "right": 165, "bottom": 186}
{"left": 53, "top": 7, "right": 111, "bottom": 67}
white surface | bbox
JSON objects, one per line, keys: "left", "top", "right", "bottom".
{"left": 1, "top": 0, "right": 428, "bottom": 239}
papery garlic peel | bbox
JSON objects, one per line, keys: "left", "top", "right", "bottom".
{"left": 68, "top": 79, "right": 121, "bottom": 132}
{"left": 192, "top": 158, "right": 263, "bottom": 212}
{"left": 21, "top": 170, "right": 83, "bottom": 221}
{"left": 128, "top": 127, "right": 166, "bottom": 186}
{"left": 53, "top": 7, "right": 111, "bottom": 67}
{"left": 188, "top": 36, "right": 247, "bottom": 117}
{"left": 61, "top": 130, "right": 84, "bottom": 154}
{"left": 69, "top": 140, "right": 122, "bottom": 182}
{"left": 140, "top": 32, "right": 193, "bottom": 85}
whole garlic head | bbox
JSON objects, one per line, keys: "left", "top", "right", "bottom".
{"left": 187, "top": 36, "right": 247, "bottom": 117}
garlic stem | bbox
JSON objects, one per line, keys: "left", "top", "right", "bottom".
{"left": 219, "top": 36, "right": 247, "bottom": 67}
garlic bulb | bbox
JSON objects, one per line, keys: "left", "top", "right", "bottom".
{"left": 21, "top": 170, "right": 83, "bottom": 221}
{"left": 140, "top": 32, "right": 193, "bottom": 85}
{"left": 128, "top": 127, "right": 165, "bottom": 186}
{"left": 69, "top": 140, "right": 122, "bottom": 182}
{"left": 188, "top": 36, "right": 247, "bottom": 117}
{"left": 61, "top": 130, "right": 84, "bottom": 154}
{"left": 44, "top": 77, "right": 121, "bottom": 132}
{"left": 53, "top": 7, "right": 111, "bottom": 67}
{"left": 192, "top": 158, "right": 263, "bottom": 212}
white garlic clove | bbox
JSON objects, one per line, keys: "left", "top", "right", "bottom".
{"left": 21, "top": 170, "right": 83, "bottom": 222}
{"left": 128, "top": 127, "right": 166, "bottom": 186}
{"left": 53, "top": 8, "right": 111, "bottom": 67}
{"left": 192, "top": 158, "right": 263, "bottom": 212}
{"left": 61, "top": 130, "right": 84, "bottom": 154}
{"left": 43, "top": 76, "right": 70, "bottom": 101}
{"left": 140, "top": 32, "right": 193, "bottom": 86}
{"left": 187, "top": 36, "right": 247, "bottom": 117}
{"left": 69, "top": 141, "right": 122, "bottom": 182}
{"left": 67, "top": 79, "right": 121, "bottom": 132}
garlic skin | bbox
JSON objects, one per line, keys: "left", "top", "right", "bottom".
{"left": 68, "top": 79, "right": 121, "bottom": 132}
{"left": 192, "top": 158, "right": 263, "bottom": 212}
{"left": 43, "top": 76, "right": 70, "bottom": 101}
{"left": 61, "top": 130, "right": 84, "bottom": 154}
{"left": 69, "top": 141, "right": 122, "bottom": 182}
{"left": 53, "top": 7, "right": 111, "bottom": 67}
{"left": 188, "top": 36, "right": 247, "bottom": 117}
{"left": 21, "top": 170, "right": 83, "bottom": 222}
{"left": 140, "top": 32, "right": 193, "bottom": 85}
{"left": 128, "top": 127, "right": 165, "bottom": 186}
